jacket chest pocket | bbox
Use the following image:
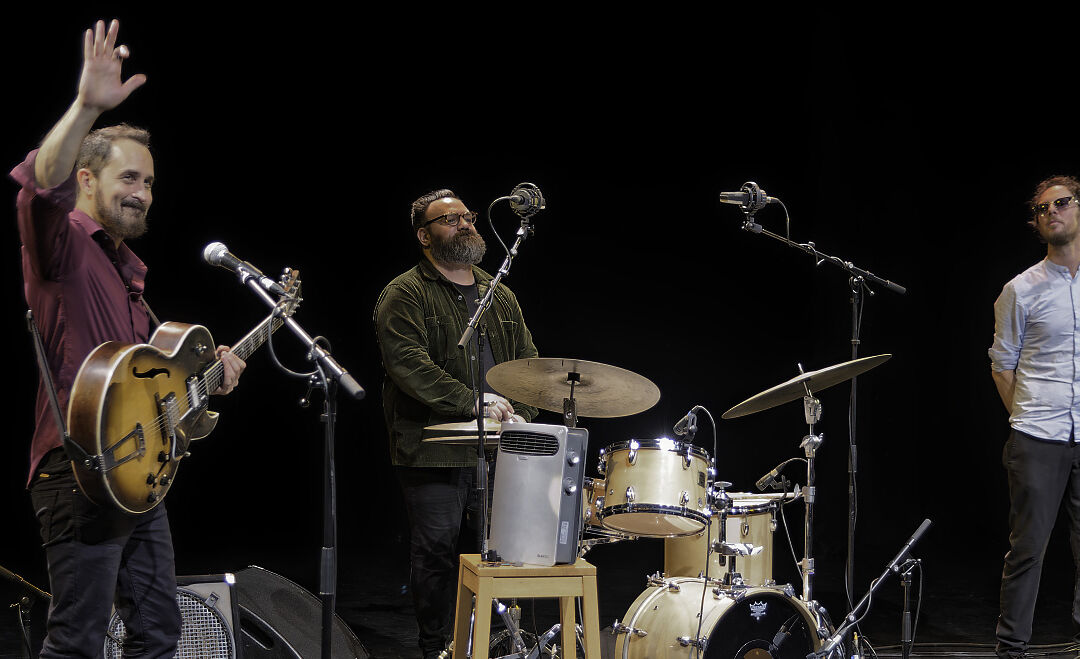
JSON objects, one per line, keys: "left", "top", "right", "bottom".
{"left": 425, "top": 315, "right": 460, "bottom": 368}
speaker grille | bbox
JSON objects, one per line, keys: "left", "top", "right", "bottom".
{"left": 499, "top": 431, "right": 559, "bottom": 456}
{"left": 104, "top": 587, "right": 234, "bottom": 658}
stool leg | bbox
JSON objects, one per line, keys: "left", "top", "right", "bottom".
{"left": 452, "top": 561, "right": 472, "bottom": 659}
{"left": 581, "top": 575, "right": 601, "bottom": 659}
{"left": 473, "top": 578, "right": 493, "bottom": 659}
{"left": 559, "top": 596, "right": 576, "bottom": 658}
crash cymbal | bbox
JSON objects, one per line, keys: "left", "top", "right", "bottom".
{"left": 421, "top": 419, "right": 502, "bottom": 447}
{"left": 486, "top": 358, "right": 660, "bottom": 418}
{"left": 722, "top": 354, "right": 891, "bottom": 420}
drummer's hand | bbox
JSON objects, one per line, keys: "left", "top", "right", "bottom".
{"left": 506, "top": 414, "right": 525, "bottom": 424}
{"left": 477, "top": 393, "right": 515, "bottom": 422}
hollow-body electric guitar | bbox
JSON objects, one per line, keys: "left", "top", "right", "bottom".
{"left": 67, "top": 271, "right": 300, "bottom": 514}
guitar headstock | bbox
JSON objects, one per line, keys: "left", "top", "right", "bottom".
{"left": 278, "top": 268, "right": 302, "bottom": 316}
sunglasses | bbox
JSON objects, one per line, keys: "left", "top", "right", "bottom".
{"left": 1032, "top": 196, "right": 1077, "bottom": 217}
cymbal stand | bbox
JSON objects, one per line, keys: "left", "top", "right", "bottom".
{"left": 563, "top": 372, "right": 579, "bottom": 429}
{"left": 798, "top": 367, "right": 824, "bottom": 608}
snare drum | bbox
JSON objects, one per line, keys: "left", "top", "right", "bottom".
{"left": 664, "top": 492, "right": 785, "bottom": 586}
{"left": 598, "top": 439, "right": 711, "bottom": 537}
{"left": 613, "top": 577, "right": 824, "bottom": 659}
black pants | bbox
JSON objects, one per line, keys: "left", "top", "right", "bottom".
{"left": 29, "top": 453, "right": 181, "bottom": 658}
{"left": 396, "top": 465, "right": 486, "bottom": 658}
{"left": 996, "top": 429, "right": 1080, "bottom": 657}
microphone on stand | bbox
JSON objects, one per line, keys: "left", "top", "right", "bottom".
{"left": 718, "top": 181, "right": 778, "bottom": 213}
{"left": 202, "top": 242, "right": 287, "bottom": 296}
{"left": 509, "top": 182, "right": 545, "bottom": 218}
{"left": 673, "top": 407, "right": 698, "bottom": 440}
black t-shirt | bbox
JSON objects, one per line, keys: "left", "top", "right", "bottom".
{"left": 453, "top": 281, "right": 497, "bottom": 395}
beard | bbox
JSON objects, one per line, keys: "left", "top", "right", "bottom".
{"left": 1039, "top": 220, "right": 1079, "bottom": 247}
{"left": 96, "top": 196, "right": 148, "bottom": 242}
{"left": 430, "top": 230, "right": 486, "bottom": 265}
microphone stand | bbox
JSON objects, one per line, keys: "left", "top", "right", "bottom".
{"left": 808, "top": 519, "right": 931, "bottom": 659}
{"left": 737, "top": 205, "right": 906, "bottom": 636}
{"left": 232, "top": 269, "right": 365, "bottom": 659}
{"left": 458, "top": 199, "right": 535, "bottom": 561}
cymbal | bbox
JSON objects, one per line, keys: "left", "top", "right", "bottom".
{"left": 421, "top": 419, "right": 501, "bottom": 447}
{"left": 722, "top": 354, "right": 891, "bottom": 420}
{"left": 486, "top": 358, "right": 660, "bottom": 418}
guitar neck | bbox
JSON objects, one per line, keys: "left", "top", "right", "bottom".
{"left": 202, "top": 315, "right": 285, "bottom": 392}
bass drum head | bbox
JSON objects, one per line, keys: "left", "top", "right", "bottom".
{"left": 703, "top": 591, "right": 820, "bottom": 659}
{"left": 616, "top": 580, "right": 823, "bottom": 659}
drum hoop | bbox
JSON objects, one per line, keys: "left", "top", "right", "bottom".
{"left": 602, "top": 439, "right": 711, "bottom": 460}
{"left": 600, "top": 504, "right": 709, "bottom": 536}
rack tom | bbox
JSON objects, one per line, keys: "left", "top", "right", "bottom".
{"left": 597, "top": 439, "right": 711, "bottom": 537}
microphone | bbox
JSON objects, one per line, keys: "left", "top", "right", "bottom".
{"left": 673, "top": 408, "right": 698, "bottom": 439}
{"left": 718, "top": 181, "right": 778, "bottom": 212}
{"left": 202, "top": 242, "right": 287, "bottom": 296}
{"left": 509, "top": 182, "right": 545, "bottom": 218}
{"left": 888, "top": 518, "right": 932, "bottom": 572}
{"left": 755, "top": 465, "right": 785, "bottom": 492}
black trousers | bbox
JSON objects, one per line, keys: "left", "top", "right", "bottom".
{"left": 29, "top": 454, "right": 181, "bottom": 658}
{"left": 396, "top": 465, "right": 486, "bottom": 658}
{"left": 997, "top": 429, "right": 1080, "bottom": 657}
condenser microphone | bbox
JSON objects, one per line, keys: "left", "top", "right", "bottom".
{"left": 202, "top": 242, "right": 287, "bottom": 296}
{"left": 718, "top": 181, "right": 778, "bottom": 212}
{"left": 509, "top": 182, "right": 545, "bottom": 218}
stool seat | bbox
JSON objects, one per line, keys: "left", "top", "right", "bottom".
{"left": 453, "top": 554, "right": 601, "bottom": 659}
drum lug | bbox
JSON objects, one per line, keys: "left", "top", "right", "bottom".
{"left": 625, "top": 486, "right": 636, "bottom": 503}
{"left": 683, "top": 445, "right": 693, "bottom": 469}
{"left": 611, "top": 620, "right": 647, "bottom": 638}
{"left": 679, "top": 491, "right": 690, "bottom": 506}
{"left": 597, "top": 449, "right": 607, "bottom": 475}
{"left": 677, "top": 636, "right": 707, "bottom": 651}
{"left": 627, "top": 439, "right": 639, "bottom": 465}
{"left": 595, "top": 496, "right": 605, "bottom": 511}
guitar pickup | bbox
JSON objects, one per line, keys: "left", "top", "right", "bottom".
{"left": 155, "top": 391, "right": 181, "bottom": 460}
{"left": 185, "top": 374, "right": 209, "bottom": 413}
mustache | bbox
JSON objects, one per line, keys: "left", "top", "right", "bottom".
{"left": 121, "top": 199, "right": 146, "bottom": 212}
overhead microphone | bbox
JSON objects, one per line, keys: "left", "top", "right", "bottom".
{"left": 202, "top": 241, "right": 287, "bottom": 296}
{"left": 508, "top": 182, "right": 545, "bottom": 218}
{"left": 718, "top": 181, "right": 778, "bottom": 212}
{"left": 673, "top": 407, "right": 698, "bottom": 440}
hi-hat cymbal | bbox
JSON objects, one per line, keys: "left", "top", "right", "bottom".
{"left": 421, "top": 419, "right": 501, "bottom": 447}
{"left": 486, "top": 358, "right": 660, "bottom": 418}
{"left": 722, "top": 354, "right": 892, "bottom": 419}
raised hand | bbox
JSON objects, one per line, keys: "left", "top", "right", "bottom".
{"left": 77, "top": 19, "right": 146, "bottom": 113}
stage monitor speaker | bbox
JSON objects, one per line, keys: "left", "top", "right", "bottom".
{"left": 233, "top": 565, "right": 369, "bottom": 659}
{"left": 489, "top": 422, "right": 589, "bottom": 566}
{"left": 104, "top": 573, "right": 240, "bottom": 658}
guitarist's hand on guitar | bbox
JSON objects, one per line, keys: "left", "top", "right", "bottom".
{"left": 213, "top": 345, "right": 246, "bottom": 395}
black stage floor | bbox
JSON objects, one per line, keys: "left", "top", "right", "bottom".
{"left": 2, "top": 536, "right": 1076, "bottom": 658}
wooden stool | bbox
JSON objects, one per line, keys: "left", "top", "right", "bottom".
{"left": 452, "top": 554, "right": 601, "bottom": 659}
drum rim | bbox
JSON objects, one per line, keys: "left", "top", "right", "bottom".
{"left": 602, "top": 439, "right": 711, "bottom": 459}
{"left": 599, "top": 503, "right": 709, "bottom": 536}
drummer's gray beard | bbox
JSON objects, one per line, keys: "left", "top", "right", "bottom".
{"left": 431, "top": 231, "right": 486, "bottom": 265}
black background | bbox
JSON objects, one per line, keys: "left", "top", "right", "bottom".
{"left": 1, "top": 7, "right": 1078, "bottom": 647}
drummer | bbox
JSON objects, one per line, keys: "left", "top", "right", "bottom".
{"left": 374, "top": 188, "right": 540, "bottom": 659}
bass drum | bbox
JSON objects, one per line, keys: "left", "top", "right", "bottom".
{"left": 614, "top": 578, "right": 825, "bottom": 659}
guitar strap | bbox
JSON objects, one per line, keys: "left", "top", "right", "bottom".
{"left": 24, "top": 310, "right": 100, "bottom": 471}
{"left": 25, "top": 298, "right": 160, "bottom": 472}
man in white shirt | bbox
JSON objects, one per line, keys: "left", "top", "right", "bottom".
{"left": 989, "top": 175, "right": 1080, "bottom": 657}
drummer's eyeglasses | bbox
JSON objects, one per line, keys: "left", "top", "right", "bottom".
{"left": 422, "top": 211, "right": 479, "bottom": 228}
{"left": 1032, "top": 196, "right": 1077, "bottom": 217}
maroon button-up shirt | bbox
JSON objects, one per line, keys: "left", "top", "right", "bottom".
{"left": 11, "top": 150, "right": 151, "bottom": 485}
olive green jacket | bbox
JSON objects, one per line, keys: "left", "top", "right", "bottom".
{"left": 374, "top": 258, "right": 539, "bottom": 467}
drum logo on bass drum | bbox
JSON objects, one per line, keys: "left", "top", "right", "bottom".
{"left": 749, "top": 600, "right": 768, "bottom": 621}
